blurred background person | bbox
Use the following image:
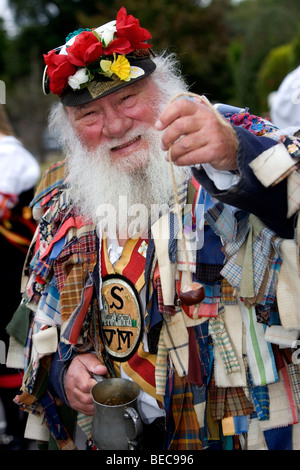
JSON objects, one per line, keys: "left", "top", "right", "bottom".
{"left": 0, "top": 104, "right": 40, "bottom": 449}
{"left": 269, "top": 65, "right": 300, "bottom": 131}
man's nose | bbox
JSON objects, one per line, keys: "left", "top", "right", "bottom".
{"left": 102, "top": 107, "right": 132, "bottom": 138}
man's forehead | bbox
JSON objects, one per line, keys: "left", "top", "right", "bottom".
{"left": 67, "top": 79, "right": 149, "bottom": 112}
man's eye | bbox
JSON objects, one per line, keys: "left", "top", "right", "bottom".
{"left": 79, "top": 110, "right": 96, "bottom": 120}
{"left": 122, "top": 94, "right": 134, "bottom": 102}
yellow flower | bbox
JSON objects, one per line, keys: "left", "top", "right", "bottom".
{"left": 100, "top": 59, "right": 113, "bottom": 77}
{"left": 110, "top": 55, "right": 131, "bottom": 81}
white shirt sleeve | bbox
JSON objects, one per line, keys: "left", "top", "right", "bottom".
{"left": 0, "top": 136, "right": 40, "bottom": 195}
{"left": 200, "top": 162, "right": 240, "bottom": 190}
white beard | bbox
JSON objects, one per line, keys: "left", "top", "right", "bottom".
{"left": 66, "top": 125, "right": 189, "bottom": 241}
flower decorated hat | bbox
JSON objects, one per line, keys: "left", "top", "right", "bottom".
{"left": 42, "top": 7, "right": 156, "bottom": 106}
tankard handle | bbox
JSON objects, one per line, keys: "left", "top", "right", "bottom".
{"left": 92, "top": 373, "right": 106, "bottom": 383}
{"left": 123, "top": 407, "right": 143, "bottom": 450}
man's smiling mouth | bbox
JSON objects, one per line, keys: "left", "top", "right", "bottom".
{"left": 111, "top": 135, "right": 141, "bottom": 151}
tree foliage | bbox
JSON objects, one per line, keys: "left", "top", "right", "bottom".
{"left": 257, "top": 44, "right": 294, "bottom": 112}
{"left": 227, "top": 0, "right": 300, "bottom": 112}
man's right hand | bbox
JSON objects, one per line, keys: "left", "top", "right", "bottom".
{"left": 65, "top": 353, "right": 108, "bottom": 415}
{"left": 155, "top": 97, "right": 238, "bottom": 172}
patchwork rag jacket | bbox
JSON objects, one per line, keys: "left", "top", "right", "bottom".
{"left": 6, "top": 106, "right": 300, "bottom": 450}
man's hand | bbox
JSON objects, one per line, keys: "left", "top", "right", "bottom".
{"left": 65, "top": 353, "right": 108, "bottom": 415}
{"left": 155, "top": 97, "right": 238, "bottom": 172}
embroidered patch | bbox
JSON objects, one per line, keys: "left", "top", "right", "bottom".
{"left": 100, "top": 275, "right": 143, "bottom": 361}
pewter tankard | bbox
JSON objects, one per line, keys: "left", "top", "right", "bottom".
{"left": 91, "top": 377, "right": 143, "bottom": 450}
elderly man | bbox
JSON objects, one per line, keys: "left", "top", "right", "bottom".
{"left": 7, "top": 7, "right": 300, "bottom": 451}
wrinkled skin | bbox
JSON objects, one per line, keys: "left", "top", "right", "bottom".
{"left": 155, "top": 97, "right": 238, "bottom": 171}
{"left": 65, "top": 353, "right": 107, "bottom": 415}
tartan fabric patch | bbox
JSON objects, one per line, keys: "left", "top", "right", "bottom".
{"left": 37, "top": 278, "right": 61, "bottom": 325}
{"left": 204, "top": 201, "right": 249, "bottom": 247}
{"left": 154, "top": 275, "right": 176, "bottom": 316}
{"left": 34, "top": 252, "right": 53, "bottom": 282}
{"left": 259, "top": 237, "right": 282, "bottom": 307}
{"left": 30, "top": 159, "right": 67, "bottom": 210}
{"left": 163, "top": 307, "right": 189, "bottom": 377}
{"left": 247, "top": 367, "right": 270, "bottom": 421}
{"left": 61, "top": 271, "right": 94, "bottom": 345}
{"left": 202, "top": 281, "right": 221, "bottom": 304}
{"left": 224, "top": 387, "right": 254, "bottom": 418}
{"left": 168, "top": 374, "right": 203, "bottom": 450}
{"left": 53, "top": 233, "right": 97, "bottom": 293}
{"left": 59, "top": 258, "right": 95, "bottom": 322}
{"left": 221, "top": 278, "right": 237, "bottom": 305}
{"left": 221, "top": 220, "right": 277, "bottom": 298}
{"left": 209, "top": 377, "right": 253, "bottom": 421}
{"left": 195, "top": 263, "right": 223, "bottom": 283}
{"left": 288, "top": 364, "right": 300, "bottom": 412}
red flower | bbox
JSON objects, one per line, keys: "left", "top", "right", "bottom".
{"left": 116, "top": 7, "right": 152, "bottom": 50}
{"left": 66, "top": 31, "right": 103, "bottom": 66}
{"left": 44, "top": 50, "right": 77, "bottom": 96}
{"left": 104, "top": 37, "right": 132, "bottom": 56}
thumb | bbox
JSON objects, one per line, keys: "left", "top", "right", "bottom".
{"left": 78, "top": 353, "right": 108, "bottom": 376}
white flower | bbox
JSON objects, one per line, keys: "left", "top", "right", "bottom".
{"left": 68, "top": 68, "right": 89, "bottom": 90}
{"left": 95, "top": 20, "right": 116, "bottom": 46}
{"left": 129, "top": 66, "right": 145, "bottom": 79}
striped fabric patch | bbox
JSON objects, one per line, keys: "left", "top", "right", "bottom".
{"left": 122, "top": 342, "right": 163, "bottom": 403}
{"left": 155, "top": 327, "right": 168, "bottom": 396}
{"left": 209, "top": 313, "right": 241, "bottom": 375}
{"left": 240, "top": 303, "right": 278, "bottom": 386}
